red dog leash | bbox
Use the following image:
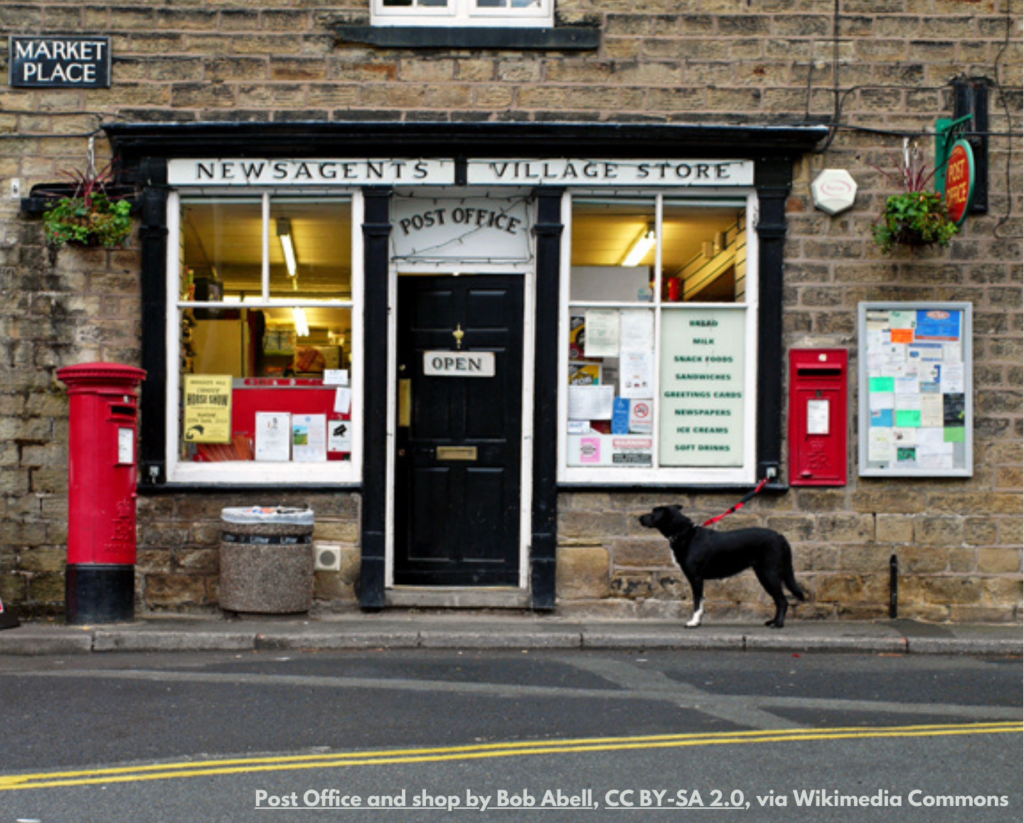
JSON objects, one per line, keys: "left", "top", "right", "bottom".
{"left": 701, "top": 477, "right": 771, "bottom": 527}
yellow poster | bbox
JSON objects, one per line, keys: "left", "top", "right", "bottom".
{"left": 183, "top": 375, "right": 232, "bottom": 443}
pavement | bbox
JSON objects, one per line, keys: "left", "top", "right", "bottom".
{"left": 0, "top": 612, "right": 1020, "bottom": 656}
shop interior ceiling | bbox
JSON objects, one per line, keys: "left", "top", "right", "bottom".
{"left": 572, "top": 206, "right": 739, "bottom": 270}
{"left": 183, "top": 203, "right": 740, "bottom": 328}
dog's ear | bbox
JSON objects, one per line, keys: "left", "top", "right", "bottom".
{"left": 671, "top": 504, "right": 683, "bottom": 512}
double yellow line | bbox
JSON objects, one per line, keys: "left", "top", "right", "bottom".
{"left": 1, "top": 722, "right": 1020, "bottom": 792}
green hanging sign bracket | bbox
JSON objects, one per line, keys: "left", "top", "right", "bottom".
{"left": 934, "top": 113, "right": 973, "bottom": 193}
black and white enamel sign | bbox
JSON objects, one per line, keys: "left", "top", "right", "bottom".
{"left": 423, "top": 351, "right": 496, "bottom": 378}
{"left": 392, "top": 196, "right": 532, "bottom": 262}
{"left": 9, "top": 36, "right": 112, "bottom": 88}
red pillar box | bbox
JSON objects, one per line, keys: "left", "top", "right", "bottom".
{"left": 57, "top": 363, "right": 146, "bottom": 624}
{"left": 788, "top": 349, "right": 848, "bottom": 486}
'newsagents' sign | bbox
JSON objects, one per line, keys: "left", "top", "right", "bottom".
{"left": 9, "top": 36, "right": 111, "bottom": 88}
{"left": 168, "top": 159, "right": 456, "bottom": 187}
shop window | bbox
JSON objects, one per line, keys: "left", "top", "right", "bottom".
{"left": 561, "top": 194, "right": 756, "bottom": 484}
{"left": 168, "top": 194, "right": 359, "bottom": 484}
{"left": 372, "top": 0, "right": 553, "bottom": 27}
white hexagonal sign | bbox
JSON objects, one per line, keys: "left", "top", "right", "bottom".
{"left": 811, "top": 169, "right": 858, "bottom": 215}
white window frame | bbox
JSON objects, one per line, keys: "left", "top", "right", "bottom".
{"left": 557, "top": 189, "right": 760, "bottom": 486}
{"left": 371, "top": 0, "right": 553, "bottom": 28}
{"left": 165, "top": 189, "right": 364, "bottom": 486}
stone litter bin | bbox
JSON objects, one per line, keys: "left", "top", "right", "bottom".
{"left": 219, "top": 506, "right": 315, "bottom": 614}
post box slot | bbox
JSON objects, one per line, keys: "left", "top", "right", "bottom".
{"left": 796, "top": 367, "right": 843, "bottom": 377}
{"left": 110, "top": 405, "right": 137, "bottom": 417}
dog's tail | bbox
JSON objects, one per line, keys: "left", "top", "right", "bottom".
{"left": 784, "top": 568, "right": 807, "bottom": 602}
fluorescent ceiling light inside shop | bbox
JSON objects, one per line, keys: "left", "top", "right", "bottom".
{"left": 622, "top": 225, "right": 656, "bottom": 267}
{"left": 277, "top": 218, "right": 297, "bottom": 276}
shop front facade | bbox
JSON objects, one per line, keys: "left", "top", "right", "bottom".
{"left": 1, "top": 2, "right": 1020, "bottom": 623}
{"left": 109, "top": 124, "right": 823, "bottom": 615}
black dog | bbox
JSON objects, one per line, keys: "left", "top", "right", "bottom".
{"left": 639, "top": 505, "right": 806, "bottom": 629}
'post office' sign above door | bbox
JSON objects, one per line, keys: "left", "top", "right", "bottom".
{"left": 393, "top": 196, "right": 532, "bottom": 263}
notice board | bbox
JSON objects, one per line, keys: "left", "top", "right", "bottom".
{"left": 858, "top": 302, "right": 972, "bottom": 477}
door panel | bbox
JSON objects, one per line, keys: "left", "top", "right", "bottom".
{"left": 395, "top": 275, "right": 524, "bottom": 586}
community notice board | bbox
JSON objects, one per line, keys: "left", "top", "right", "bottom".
{"left": 857, "top": 302, "right": 972, "bottom": 477}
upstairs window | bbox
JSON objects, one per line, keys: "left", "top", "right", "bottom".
{"left": 373, "top": 0, "right": 553, "bottom": 27}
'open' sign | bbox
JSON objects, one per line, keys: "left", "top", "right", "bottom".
{"left": 423, "top": 351, "right": 496, "bottom": 378}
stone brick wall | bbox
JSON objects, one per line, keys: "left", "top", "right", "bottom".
{"left": 1, "top": 0, "right": 1020, "bottom": 620}
{"left": 136, "top": 492, "right": 360, "bottom": 615}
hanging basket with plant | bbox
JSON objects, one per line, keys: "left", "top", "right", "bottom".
{"left": 870, "top": 144, "right": 958, "bottom": 254}
{"left": 41, "top": 163, "right": 133, "bottom": 249}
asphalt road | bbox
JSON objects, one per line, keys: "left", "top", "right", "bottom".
{"left": 1, "top": 649, "right": 1020, "bottom": 822}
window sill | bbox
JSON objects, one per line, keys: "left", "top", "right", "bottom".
{"left": 138, "top": 481, "right": 363, "bottom": 495}
{"left": 331, "top": 24, "right": 599, "bottom": 51}
{"left": 557, "top": 481, "right": 790, "bottom": 494}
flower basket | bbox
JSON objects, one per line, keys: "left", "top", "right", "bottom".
{"left": 39, "top": 163, "right": 134, "bottom": 249}
{"left": 872, "top": 191, "right": 958, "bottom": 254}
{"left": 870, "top": 145, "right": 958, "bottom": 255}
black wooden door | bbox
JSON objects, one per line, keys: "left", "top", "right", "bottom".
{"left": 394, "top": 275, "right": 524, "bottom": 586}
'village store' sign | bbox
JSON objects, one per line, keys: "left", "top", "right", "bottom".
{"left": 9, "top": 37, "right": 111, "bottom": 88}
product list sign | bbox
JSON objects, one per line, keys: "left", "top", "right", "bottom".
{"left": 659, "top": 309, "right": 746, "bottom": 467}
{"left": 9, "top": 36, "right": 111, "bottom": 88}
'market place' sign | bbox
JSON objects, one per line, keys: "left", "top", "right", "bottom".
{"left": 9, "top": 36, "right": 111, "bottom": 88}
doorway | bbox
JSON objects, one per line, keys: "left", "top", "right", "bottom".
{"left": 393, "top": 274, "right": 525, "bottom": 586}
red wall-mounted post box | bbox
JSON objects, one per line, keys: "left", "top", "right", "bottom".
{"left": 788, "top": 349, "right": 848, "bottom": 486}
{"left": 57, "top": 362, "right": 147, "bottom": 624}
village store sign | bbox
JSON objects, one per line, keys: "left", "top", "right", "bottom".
{"left": 9, "top": 36, "right": 111, "bottom": 88}
{"left": 168, "top": 159, "right": 754, "bottom": 188}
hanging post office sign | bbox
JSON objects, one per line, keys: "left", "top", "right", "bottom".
{"left": 9, "top": 36, "right": 112, "bottom": 88}
{"left": 942, "top": 139, "right": 975, "bottom": 226}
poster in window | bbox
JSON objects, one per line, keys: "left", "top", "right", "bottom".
{"left": 568, "top": 385, "right": 615, "bottom": 421}
{"left": 583, "top": 309, "right": 620, "bottom": 358}
{"left": 255, "top": 412, "right": 290, "bottom": 462}
{"left": 858, "top": 302, "right": 972, "bottom": 477}
{"left": 620, "top": 350, "right": 654, "bottom": 399}
{"left": 183, "top": 374, "right": 232, "bottom": 444}
{"left": 292, "top": 414, "right": 328, "bottom": 462}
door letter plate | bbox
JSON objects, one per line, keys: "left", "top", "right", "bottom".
{"left": 436, "top": 446, "right": 478, "bottom": 461}
{"left": 398, "top": 379, "right": 412, "bottom": 427}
